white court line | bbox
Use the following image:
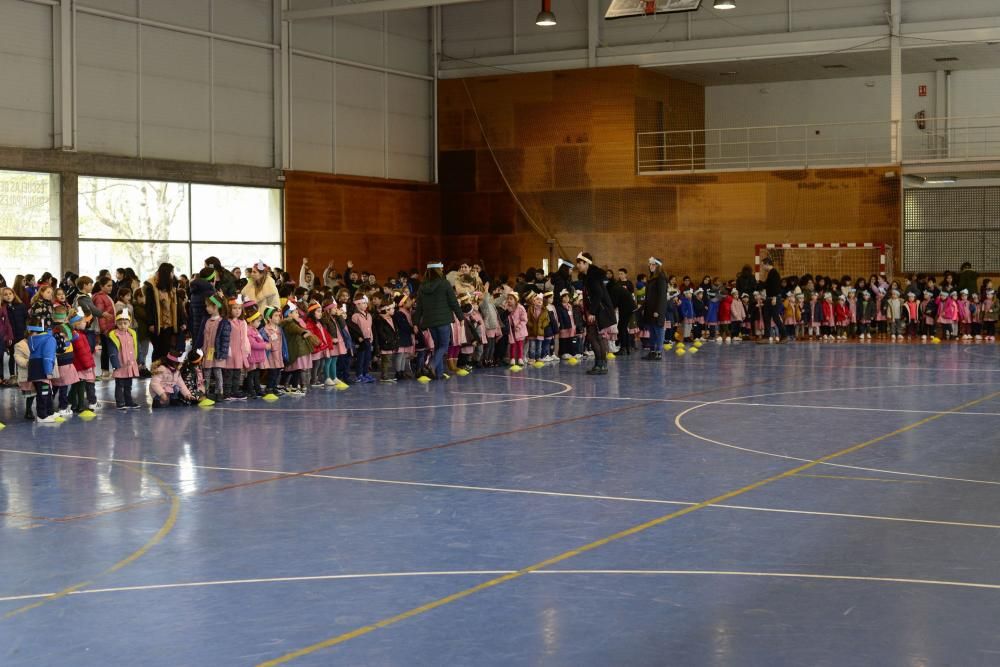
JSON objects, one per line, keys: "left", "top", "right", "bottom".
{"left": 209, "top": 375, "right": 573, "bottom": 413}
{"left": 465, "top": 392, "right": 1000, "bottom": 417}
{"left": 673, "top": 382, "right": 1000, "bottom": 486}
{"left": 5, "top": 569, "right": 1000, "bottom": 604}
{"left": 4, "top": 449, "right": 1000, "bottom": 532}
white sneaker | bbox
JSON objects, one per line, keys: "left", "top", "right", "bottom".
{"left": 975, "top": 335, "right": 983, "bottom": 340}
{"left": 768, "top": 337, "right": 775, "bottom": 343}
{"left": 921, "top": 335, "right": 927, "bottom": 340}
{"left": 91, "top": 401, "right": 103, "bottom": 411}
{"left": 324, "top": 378, "right": 336, "bottom": 386}
{"left": 57, "top": 408, "right": 73, "bottom": 418}
{"left": 36, "top": 414, "right": 60, "bottom": 424}
{"left": 561, "top": 354, "right": 571, "bottom": 360}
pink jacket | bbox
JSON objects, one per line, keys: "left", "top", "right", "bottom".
{"left": 149, "top": 365, "right": 193, "bottom": 400}
{"left": 94, "top": 292, "right": 116, "bottom": 334}
{"left": 938, "top": 297, "right": 959, "bottom": 322}
{"left": 247, "top": 323, "right": 269, "bottom": 366}
{"left": 507, "top": 303, "right": 528, "bottom": 343}
{"left": 221, "top": 318, "right": 250, "bottom": 370}
{"left": 352, "top": 312, "right": 373, "bottom": 341}
{"left": 263, "top": 323, "right": 284, "bottom": 369}
{"left": 957, "top": 299, "right": 971, "bottom": 323}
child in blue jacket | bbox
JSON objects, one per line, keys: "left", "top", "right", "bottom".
{"left": 27, "top": 314, "right": 59, "bottom": 423}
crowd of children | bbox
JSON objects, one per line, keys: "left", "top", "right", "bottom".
{"left": 2, "top": 258, "right": 995, "bottom": 424}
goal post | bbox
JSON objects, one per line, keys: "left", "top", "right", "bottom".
{"left": 754, "top": 243, "right": 893, "bottom": 281}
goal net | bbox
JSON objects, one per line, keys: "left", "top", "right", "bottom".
{"left": 755, "top": 243, "right": 893, "bottom": 281}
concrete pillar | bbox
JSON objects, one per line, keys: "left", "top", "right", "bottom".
{"left": 60, "top": 172, "right": 78, "bottom": 274}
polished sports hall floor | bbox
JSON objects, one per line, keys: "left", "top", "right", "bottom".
{"left": 3, "top": 341, "right": 1000, "bottom": 666}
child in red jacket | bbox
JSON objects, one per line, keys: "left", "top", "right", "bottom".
{"left": 70, "top": 307, "right": 99, "bottom": 413}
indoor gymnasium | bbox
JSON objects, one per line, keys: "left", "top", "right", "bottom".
{"left": 3, "top": 0, "right": 1000, "bottom": 665}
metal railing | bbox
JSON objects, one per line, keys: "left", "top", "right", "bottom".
{"left": 637, "top": 115, "right": 1000, "bottom": 174}
{"left": 637, "top": 121, "right": 898, "bottom": 174}
{"left": 901, "top": 114, "right": 1000, "bottom": 163}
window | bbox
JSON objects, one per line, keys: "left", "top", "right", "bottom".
{"left": 77, "top": 177, "right": 282, "bottom": 279}
{"left": 0, "top": 169, "right": 60, "bottom": 278}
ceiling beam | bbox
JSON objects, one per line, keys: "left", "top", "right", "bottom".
{"left": 284, "top": 0, "right": 487, "bottom": 21}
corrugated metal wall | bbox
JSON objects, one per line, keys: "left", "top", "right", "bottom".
{"left": 1, "top": 0, "right": 435, "bottom": 182}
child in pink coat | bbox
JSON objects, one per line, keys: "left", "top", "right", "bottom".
{"left": 150, "top": 353, "right": 194, "bottom": 407}
{"left": 108, "top": 309, "right": 139, "bottom": 409}
{"left": 937, "top": 291, "right": 959, "bottom": 340}
{"left": 243, "top": 300, "right": 269, "bottom": 398}
{"left": 220, "top": 297, "right": 251, "bottom": 400}
{"left": 506, "top": 293, "right": 527, "bottom": 366}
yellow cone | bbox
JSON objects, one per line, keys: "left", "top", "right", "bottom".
{"left": 417, "top": 375, "right": 432, "bottom": 383}
{"left": 457, "top": 368, "right": 470, "bottom": 376}
{"left": 510, "top": 365, "right": 523, "bottom": 373}
{"left": 931, "top": 337, "right": 941, "bottom": 344}
{"left": 689, "top": 348, "right": 698, "bottom": 354}
{"left": 532, "top": 361, "right": 545, "bottom": 369}
{"left": 53, "top": 416, "right": 66, "bottom": 423}
{"left": 262, "top": 393, "right": 279, "bottom": 402}
{"left": 675, "top": 348, "right": 686, "bottom": 356}
{"left": 0, "top": 422, "right": 5, "bottom": 429}
{"left": 198, "top": 398, "right": 216, "bottom": 408}
{"left": 607, "top": 352, "right": 616, "bottom": 360}
{"left": 334, "top": 381, "right": 350, "bottom": 390}
{"left": 566, "top": 357, "right": 579, "bottom": 365}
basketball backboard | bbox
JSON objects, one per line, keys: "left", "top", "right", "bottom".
{"left": 604, "top": 0, "right": 701, "bottom": 20}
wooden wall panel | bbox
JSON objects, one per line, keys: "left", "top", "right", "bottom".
{"left": 437, "top": 65, "right": 899, "bottom": 281}
{"left": 284, "top": 171, "right": 440, "bottom": 279}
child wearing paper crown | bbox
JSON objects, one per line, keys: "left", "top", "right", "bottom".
{"left": 70, "top": 306, "right": 98, "bottom": 412}
{"left": 261, "top": 306, "right": 285, "bottom": 394}
{"left": 320, "top": 299, "right": 346, "bottom": 386}
{"left": 279, "top": 302, "right": 317, "bottom": 394}
{"left": 50, "top": 306, "right": 79, "bottom": 417}
{"left": 201, "top": 295, "right": 227, "bottom": 401}
{"left": 180, "top": 348, "right": 206, "bottom": 400}
{"left": 242, "top": 300, "right": 269, "bottom": 398}
{"left": 150, "top": 353, "right": 195, "bottom": 407}
{"left": 26, "top": 313, "right": 59, "bottom": 422}
{"left": 374, "top": 301, "right": 400, "bottom": 383}
{"left": 351, "top": 294, "right": 374, "bottom": 383}
{"left": 219, "top": 296, "right": 251, "bottom": 400}
{"left": 303, "top": 301, "right": 333, "bottom": 387}
{"left": 108, "top": 308, "right": 140, "bottom": 409}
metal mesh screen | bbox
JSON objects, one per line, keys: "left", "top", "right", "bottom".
{"left": 903, "top": 187, "right": 1000, "bottom": 273}
{"left": 763, "top": 246, "right": 892, "bottom": 281}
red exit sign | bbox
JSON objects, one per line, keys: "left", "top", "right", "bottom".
{"left": 918, "top": 84, "right": 928, "bottom": 97}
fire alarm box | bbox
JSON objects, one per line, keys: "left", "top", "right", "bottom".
{"left": 918, "top": 84, "right": 928, "bottom": 97}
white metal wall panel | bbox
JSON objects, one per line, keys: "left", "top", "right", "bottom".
{"left": 335, "top": 64, "right": 385, "bottom": 177}
{"left": 902, "top": 0, "right": 1000, "bottom": 24}
{"left": 387, "top": 9, "right": 430, "bottom": 76}
{"left": 139, "top": 0, "right": 210, "bottom": 31}
{"left": 76, "top": 14, "right": 139, "bottom": 157}
{"left": 77, "top": 0, "right": 138, "bottom": 16}
{"left": 214, "top": 41, "right": 274, "bottom": 166}
{"left": 140, "top": 27, "right": 211, "bottom": 162}
{"left": 387, "top": 75, "right": 431, "bottom": 181}
{"left": 336, "top": 14, "right": 385, "bottom": 67}
{"left": 0, "top": 0, "right": 53, "bottom": 149}
{"left": 213, "top": 0, "right": 273, "bottom": 43}
{"left": 689, "top": 0, "right": 789, "bottom": 40}
{"left": 789, "top": 0, "right": 887, "bottom": 31}
{"left": 288, "top": 0, "right": 333, "bottom": 55}
{"left": 602, "top": 13, "right": 690, "bottom": 48}
{"left": 442, "top": 0, "right": 514, "bottom": 59}
{"left": 291, "top": 55, "right": 334, "bottom": 172}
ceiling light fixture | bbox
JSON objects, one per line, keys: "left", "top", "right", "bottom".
{"left": 924, "top": 176, "right": 957, "bottom": 184}
{"left": 714, "top": 0, "right": 735, "bottom": 9}
{"left": 536, "top": 0, "right": 557, "bottom": 26}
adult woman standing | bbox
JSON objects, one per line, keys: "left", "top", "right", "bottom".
{"left": 413, "top": 261, "right": 463, "bottom": 380}
{"left": 643, "top": 257, "right": 668, "bottom": 360}
{"left": 143, "top": 262, "right": 186, "bottom": 361}
{"left": 241, "top": 261, "right": 280, "bottom": 309}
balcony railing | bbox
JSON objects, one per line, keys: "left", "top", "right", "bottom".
{"left": 637, "top": 115, "right": 1000, "bottom": 174}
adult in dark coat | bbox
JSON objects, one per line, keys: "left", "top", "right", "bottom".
{"left": 143, "top": 263, "right": 187, "bottom": 361}
{"left": 761, "top": 257, "right": 783, "bottom": 341}
{"left": 188, "top": 267, "right": 217, "bottom": 350}
{"left": 608, "top": 275, "right": 636, "bottom": 355}
{"left": 413, "top": 262, "right": 463, "bottom": 380}
{"left": 203, "top": 256, "right": 239, "bottom": 297}
{"left": 551, "top": 260, "right": 575, "bottom": 300}
{"left": 576, "top": 252, "right": 615, "bottom": 375}
{"left": 642, "top": 257, "right": 668, "bottom": 360}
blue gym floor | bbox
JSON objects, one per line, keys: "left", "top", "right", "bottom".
{"left": 4, "top": 342, "right": 1000, "bottom": 666}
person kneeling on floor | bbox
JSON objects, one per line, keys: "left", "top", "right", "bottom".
{"left": 149, "top": 352, "right": 196, "bottom": 408}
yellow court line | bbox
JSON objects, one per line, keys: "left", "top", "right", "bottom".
{"left": 3, "top": 462, "right": 180, "bottom": 620}
{"left": 795, "top": 473, "right": 928, "bottom": 484}
{"left": 257, "top": 389, "right": 1000, "bottom": 666}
